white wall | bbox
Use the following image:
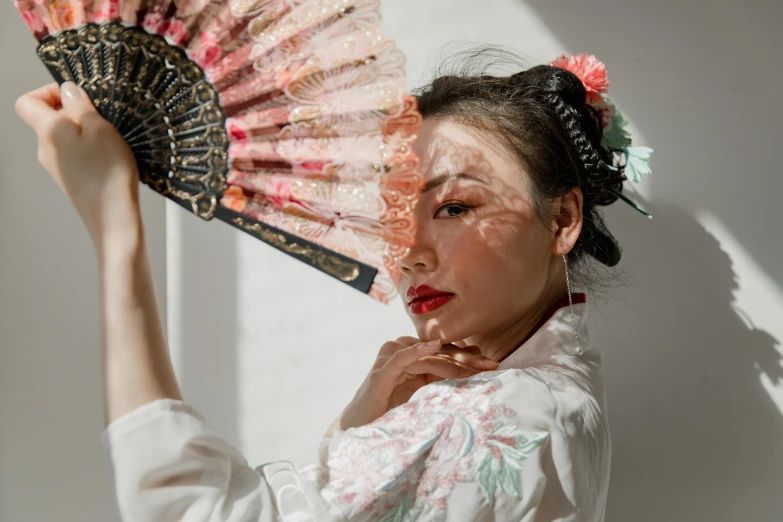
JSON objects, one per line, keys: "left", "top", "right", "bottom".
{"left": 1, "top": 1, "right": 781, "bottom": 521}
{"left": 0, "top": 5, "right": 168, "bottom": 521}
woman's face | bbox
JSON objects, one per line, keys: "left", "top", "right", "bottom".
{"left": 395, "top": 118, "right": 561, "bottom": 344}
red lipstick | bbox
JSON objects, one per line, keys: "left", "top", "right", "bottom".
{"left": 406, "top": 285, "right": 455, "bottom": 315}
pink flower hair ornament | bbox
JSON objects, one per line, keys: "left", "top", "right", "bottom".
{"left": 550, "top": 53, "right": 654, "bottom": 219}
{"left": 550, "top": 53, "right": 609, "bottom": 103}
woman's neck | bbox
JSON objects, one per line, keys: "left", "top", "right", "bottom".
{"left": 461, "top": 286, "right": 584, "bottom": 362}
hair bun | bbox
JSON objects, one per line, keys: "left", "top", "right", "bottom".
{"left": 511, "top": 65, "right": 586, "bottom": 109}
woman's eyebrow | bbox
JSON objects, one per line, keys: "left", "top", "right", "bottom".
{"left": 423, "top": 172, "right": 486, "bottom": 193}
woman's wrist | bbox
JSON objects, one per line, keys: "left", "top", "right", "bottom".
{"left": 92, "top": 194, "right": 145, "bottom": 266}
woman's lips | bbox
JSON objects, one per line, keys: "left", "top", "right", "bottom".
{"left": 406, "top": 285, "right": 456, "bottom": 315}
{"left": 409, "top": 294, "right": 456, "bottom": 314}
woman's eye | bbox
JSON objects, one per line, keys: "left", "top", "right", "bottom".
{"left": 434, "top": 203, "right": 471, "bottom": 218}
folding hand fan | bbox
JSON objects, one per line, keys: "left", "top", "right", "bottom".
{"left": 14, "top": 0, "right": 424, "bottom": 303}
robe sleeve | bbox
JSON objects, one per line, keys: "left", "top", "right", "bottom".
{"left": 102, "top": 399, "right": 334, "bottom": 522}
{"left": 102, "top": 371, "right": 591, "bottom": 521}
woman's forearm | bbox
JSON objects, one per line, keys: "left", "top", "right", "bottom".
{"left": 97, "top": 206, "right": 182, "bottom": 427}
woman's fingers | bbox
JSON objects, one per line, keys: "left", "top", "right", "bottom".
{"left": 382, "top": 339, "right": 443, "bottom": 375}
{"left": 381, "top": 340, "right": 499, "bottom": 376}
{"left": 60, "top": 82, "right": 103, "bottom": 129}
{"left": 15, "top": 84, "right": 81, "bottom": 155}
{"left": 377, "top": 336, "right": 421, "bottom": 357}
{"left": 404, "top": 355, "right": 482, "bottom": 380}
{"left": 437, "top": 345, "right": 499, "bottom": 370}
{"left": 21, "top": 82, "right": 62, "bottom": 108}
{"left": 14, "top": 83, "right": 62, "bottom": 132}
{"left": 378, "top": 339, "right": 499, "bottom": 389}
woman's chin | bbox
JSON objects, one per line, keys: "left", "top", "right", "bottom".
{"left": 408, "top": 307, "right": 469, "bottom": 342}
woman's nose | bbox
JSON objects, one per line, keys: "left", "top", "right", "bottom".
{"left": 398, "top": 225, "right": 438, "bottom": 274}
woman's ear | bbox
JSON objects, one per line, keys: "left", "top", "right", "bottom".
{"left": 550, "top": 187, "right": 583, "bottom": 256}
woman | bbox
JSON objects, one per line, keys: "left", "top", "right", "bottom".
{"left": 14, "top": 51, "right": 642, "bottom": 521}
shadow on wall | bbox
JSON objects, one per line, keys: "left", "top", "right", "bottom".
{"left": 596, "top": 203, "right": 783, "bottom": 521}
{"left": 517, "top": 0, "right": 783, "bottom": 519}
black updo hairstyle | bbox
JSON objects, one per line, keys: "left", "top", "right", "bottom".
{"left": 413, "top": 46, "right": 628, "bottom": 289}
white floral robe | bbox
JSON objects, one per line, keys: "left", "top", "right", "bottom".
{"left": 103, "top": 299, "right": 610, "bottom": 521}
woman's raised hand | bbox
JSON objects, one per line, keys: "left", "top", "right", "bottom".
{"left": 326, "top": 337, "right": 500, "bottom": 437}
{"left": 15, "top": 82, "right": 142, "bottom": 251}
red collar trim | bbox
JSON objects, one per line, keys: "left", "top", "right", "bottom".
{"left": 498, "top": 293, "right": 587, "bottom": 363}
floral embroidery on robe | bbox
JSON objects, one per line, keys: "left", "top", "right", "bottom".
{"left": 306, "top": 374, "right": 549, "bottom": 521}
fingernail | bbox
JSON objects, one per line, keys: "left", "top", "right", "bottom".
{"left": 424, "top": 339, "right": 441, "bottom": 347}
{"left": 61, "top": 82, "right": 83, "bottom": 101}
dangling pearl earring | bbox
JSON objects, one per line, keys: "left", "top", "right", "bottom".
{"left": 563, "top": 254, "right": 583, "bottom": 356}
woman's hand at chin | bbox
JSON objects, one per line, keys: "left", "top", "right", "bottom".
{"left": 15, "top": 82, "right": 142, "bottom": 253}
{"left": 324, "top": 337, "right": 500, "bottom": 438}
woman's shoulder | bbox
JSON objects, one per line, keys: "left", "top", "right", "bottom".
{"left": 502, "top": 350, "right": 610, "bottom": 431}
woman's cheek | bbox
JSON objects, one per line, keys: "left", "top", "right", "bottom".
{"left": 471, "top": 210, "right": 528, "bottom": 254}
{"left": 438, "top": 223, "right": 483, "bottom": 261}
